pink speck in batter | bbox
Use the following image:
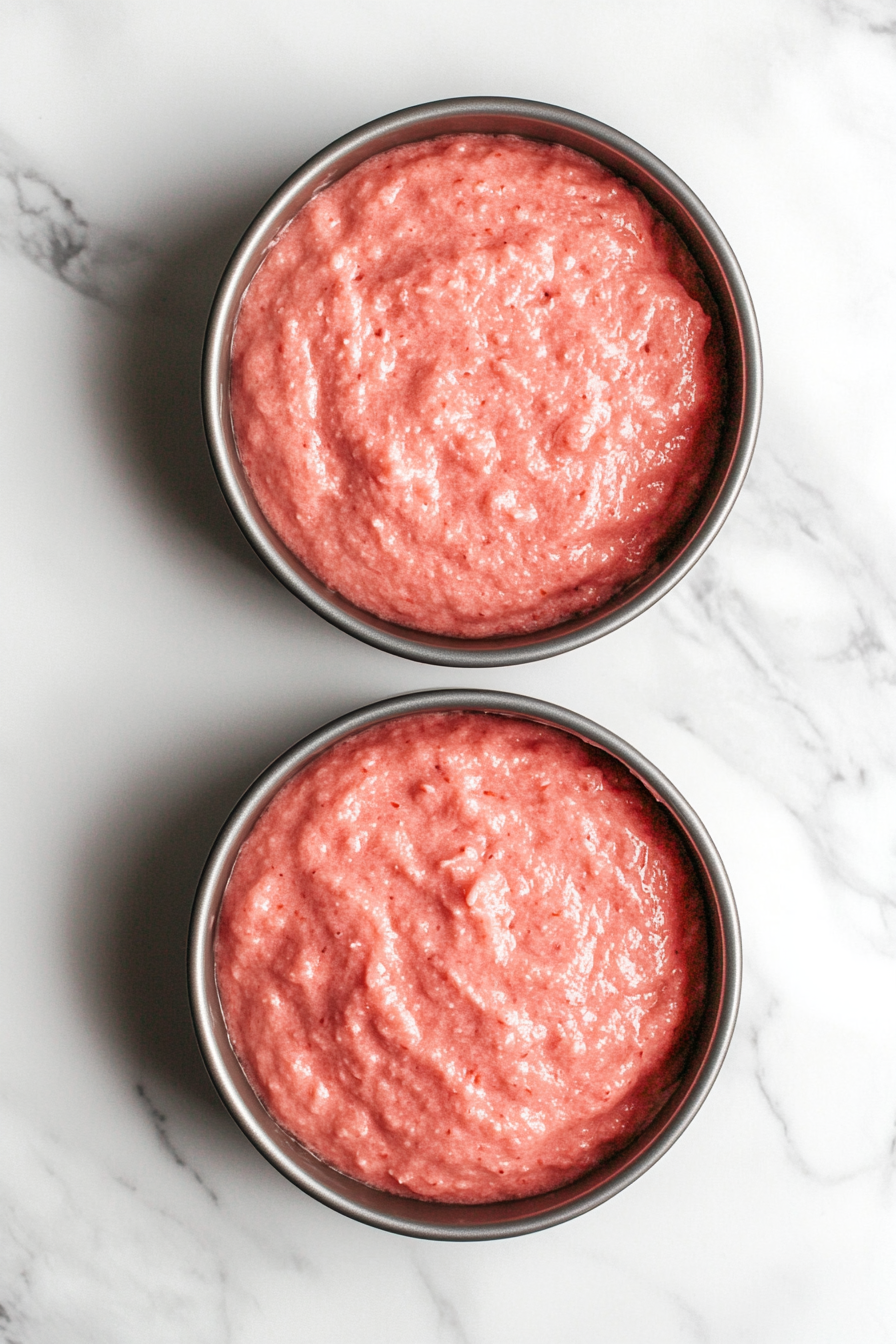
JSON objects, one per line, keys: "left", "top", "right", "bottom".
{"left": 215, "top": 713, "right": 708, "bottom": 1203}
{"left": 231, "top": 134, "right": 724, "bottom": 638}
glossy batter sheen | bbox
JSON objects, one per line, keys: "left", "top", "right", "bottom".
{"left": 231, "top": 134, "right": 723, "bottom": 638}
{"left": 215, "top": 713, "right": 708, "bottom": 1203}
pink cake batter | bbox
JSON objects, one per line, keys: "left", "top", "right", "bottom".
{"left": 231, "top": 133, "right": 723, "bottom": 639}
{"left": 215, "top": 712, "right": 708, "bottom": 1203}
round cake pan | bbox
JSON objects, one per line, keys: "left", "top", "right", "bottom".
{"left": 203, "top": 97, "right": 761, "bottom": 667}
{"left": 188, "top": 689, "right": 741, "bottom": 1240}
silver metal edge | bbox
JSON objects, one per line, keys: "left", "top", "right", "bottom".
{"left": 188, "top": 689, "right": 742, "bottom": 1239}
{"left": 201, "top": 96, "right": 762, "bottom": 667}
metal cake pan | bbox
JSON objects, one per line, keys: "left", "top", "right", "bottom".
{"left": 202, "top": 96, "right": 762, "bottom": 666}
{"left": 188, "top": 689, "right": 741, "bottom": 1239}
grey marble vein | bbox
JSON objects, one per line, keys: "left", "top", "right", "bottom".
{"left": 417, "top": 1267, "right": 471, "bottom": 1344}
{"left": 0, "top": 1268, "right": 29, "bottom": 1344}
{"left": 823, "top": 0, "right": 896, "bottom": 37}
{"left": 1, "top": 1089, "right": 231, "bottom": 1343}
{"left": 662, "top": 441, "right": 896, "bottom": 952}
{"left": 135, "top": 1083, "right": 219, "bottom": 1204}
{"left": 669, "top": 1291, "right": 711, "bottom": 1344}
{"left": 749, "top": 1002, "right": 825, "bottom": 1183}
{"left": 0, "top": 132, "right": 145, "bottom": 304}
{"left": 747, "top": 986, "right": 896, "bottom": 1186}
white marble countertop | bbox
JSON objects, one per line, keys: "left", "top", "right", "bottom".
{"left": 3, "top": 1, "right": 896, "bottom": 1339}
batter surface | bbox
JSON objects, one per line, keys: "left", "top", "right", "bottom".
{"left": 231, "top": 133, "right": 724, "bottom": 638}
{"left": 215, "top": 712, "right": 708, "bottom": 1203}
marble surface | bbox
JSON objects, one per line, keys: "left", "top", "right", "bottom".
{"left": 2, "top": 0, "right": 896, "bottom": 1338}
